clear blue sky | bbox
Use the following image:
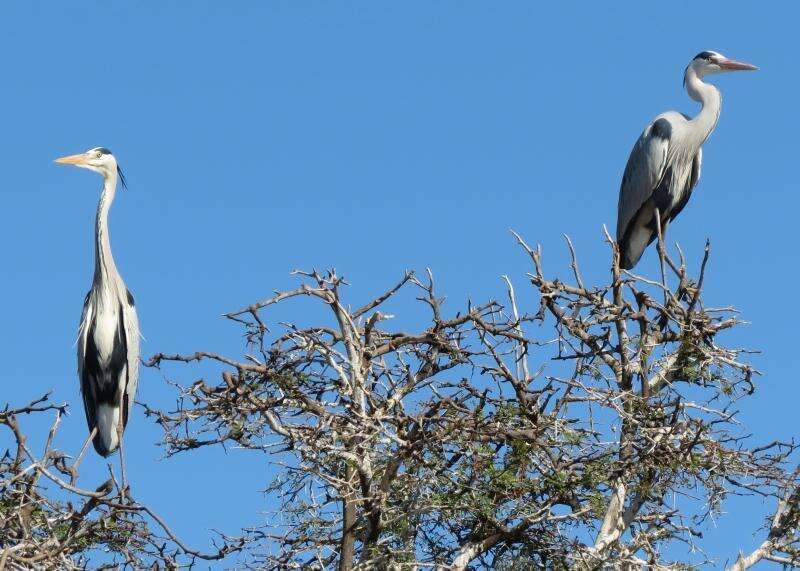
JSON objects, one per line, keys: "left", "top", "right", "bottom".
{"left": 0, "top": 2, "right": 793, "bottom": 567}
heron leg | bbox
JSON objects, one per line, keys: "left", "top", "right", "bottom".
{"left": 116, "top": 422, "right": 128, "bottom": 499}
{"left": 70, "top": 426, "right": 97, "bottom": 484}
{"left": 654, "top": 209, "right": 668, "bottom": 295}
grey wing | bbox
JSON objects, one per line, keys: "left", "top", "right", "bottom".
{"left": 76, "top": 291, "right": 98, "bottom": 434}
{"left": 668, "top": 148, "right": 702, "bottom": 223}
{"left": 121, "top": 289, "right": 140, "bottom": 429}
{"left": 616, "top": 118, "right": 671, "bottom": 242}
{"left": 692, "top": 147, "right": 702, "bottom": 188}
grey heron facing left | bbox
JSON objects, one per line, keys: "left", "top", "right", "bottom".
{"left": 616, "top": 51, "right": 757, "bottom": 270}
{"left": 56, "top": 147, "right": 140, "bottom": 486}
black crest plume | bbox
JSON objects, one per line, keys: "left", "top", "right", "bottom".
{"left": 117, "top": 165, "right": 128, "bottom": 190}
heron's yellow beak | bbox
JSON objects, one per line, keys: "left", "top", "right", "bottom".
{"left": 55, "top": 153, "right": 89, "bottom": 165}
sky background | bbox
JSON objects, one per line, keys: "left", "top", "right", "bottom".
{"left": 0, "top": 1, "right": 794, "bottom": 568}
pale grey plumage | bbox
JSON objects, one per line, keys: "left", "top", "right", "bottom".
{"left": 616, "top": 51, "right": 756, "bottom": 269}
{"left": 58, "top": 147, "right": 140, "bottom": 457}
{"left": 77, "top": 268, "right": 140, "bottom": 456}
{"left": 617, "top": 113, "right": 703, "bottom": 269}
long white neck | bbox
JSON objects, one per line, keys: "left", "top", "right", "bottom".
{"left": 684, "top": 67, "right": 722, "bottom": 146}
{"left": 94, "top": 171, "right": 119, "bottom": 284}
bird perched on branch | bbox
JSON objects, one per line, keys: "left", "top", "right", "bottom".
{"left": 616, "top": 51, "right": 757, "bottom": 270}
{"left": 56, "top": 147, "right": 139, "bottom": 486}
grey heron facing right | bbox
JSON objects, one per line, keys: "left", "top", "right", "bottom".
{"left": 56, "top": 147, "right": 140, "bottom": 484}
{"left": 616, "top": 51, "right": 757, "bottom": 270}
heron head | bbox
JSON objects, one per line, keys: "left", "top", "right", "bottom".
{"left": 687, "top": 51, "right": 758, "bottom": 79}
{"left": 55, "top": 147, "right": 127, "bottom": 188}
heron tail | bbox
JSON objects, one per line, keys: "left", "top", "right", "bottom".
{"left": 618, "top": 226, "right": 654, "bottom": 270}
{"left": 92, "top": 403, "right": 122, "bottom": 457}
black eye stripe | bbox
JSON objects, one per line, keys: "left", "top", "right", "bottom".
{"left": 694, "top": 51, "right": 717, "bottom": 62}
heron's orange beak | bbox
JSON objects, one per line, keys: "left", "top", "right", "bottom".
{"left": 719, "top": 59, "right": 758, "bottom": 71}
{"left": 55, "top": 153, "right": 89, "bottom": 165}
